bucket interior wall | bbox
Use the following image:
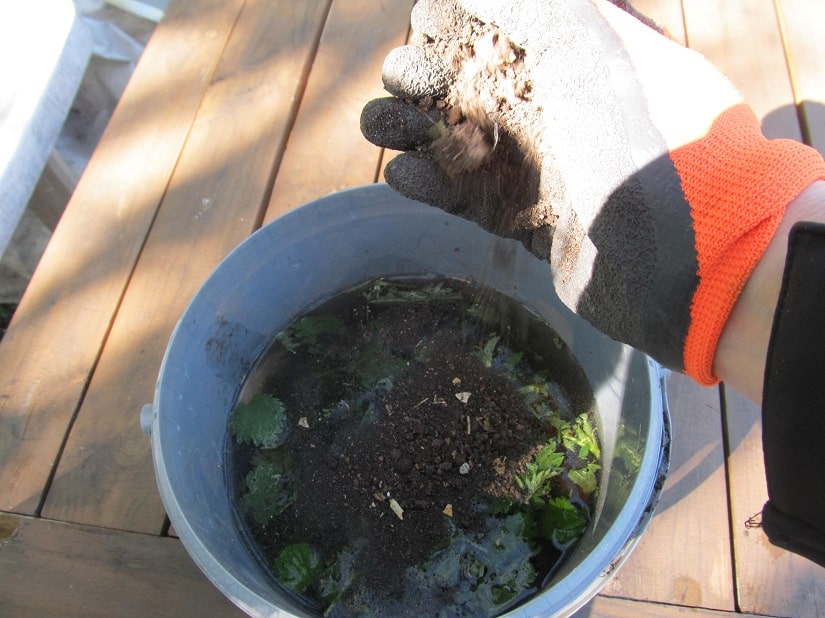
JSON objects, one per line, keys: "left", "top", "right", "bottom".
{"left": 153, "top": 184, "right": 666, "bottom": 617}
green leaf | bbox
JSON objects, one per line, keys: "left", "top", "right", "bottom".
{"left": 519, "top": 381, "right": 549, "bottom": 399}
{"left": 561, "top": 413, "right": 600, "bottom": 460}
{"left": 515, "top": 461, "right": 559, "bottom": 502}
{"left": 503, "top": 351, "right": 524, "bottom": 372}
{"left": 476, "top": 334, "right": 500, "bottom": 368}
{"left": 364, "top": 279, "right": 462, "bottom": 304}
{"left": 276, "top": 315, "right": 343, "bottom": 352}
{"left": 240, "top": 458, "right": 295, "bottom": 525}
{"left": 273, "top": 543, "right": 324, "bottom": 594}
{"left": 408, "top": 514, "right": 536, "bottom": 614}
{"left": 549, "top": 412, "right": 571, "bottom": 439}
{"left": 567, "top": 462, "right": 601, "bottom": 495}
{"left": 514, "top": 440, "right": 564, "bottom": 502}
{"left": 230, "top": 394, "right": 289, "bottom": 449}
{"left": 617, "top": 440, "right": 642, "bottom": 473}
{"left": 489, "top": 496, "right": 517, "bottom": 515}
{"left": 537, "top": 497, "right": 588, "bottom": 545}
{"left": 535, "top": 441, "right": 564, "bottom": 471}
{"left": 317, "top": 548, "right": 356, "bottom": 604}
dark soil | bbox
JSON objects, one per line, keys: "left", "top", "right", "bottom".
{"left": 232, "top": 279, "right": 595, "bottom": 614}
{"left": 275, "top": 330, "right": 543, "bottom": 591}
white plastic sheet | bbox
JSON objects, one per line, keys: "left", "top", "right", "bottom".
{"left": 0, "top": 0, "right": 167, "bottom": 302}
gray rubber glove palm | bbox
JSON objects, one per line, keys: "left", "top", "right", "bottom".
{"left": 361, "top": 0, "right": 763, "bottom": 382}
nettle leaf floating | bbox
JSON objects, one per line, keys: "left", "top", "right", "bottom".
{"left": 230, "top": 393, "right": 289, "bottom": 449}
{"left": 274, "top": 543, "right": 324, "bottom": 594}
{"left": 475, "top": 334, "right": 500, "bottom": 368}
{"left": 240, "top": 458, "right": 295, "bottom": 525}
{"left": 567, "top": 462, "right": 601, "bottom": 495}
{"left": 537, "top": 497, "right": 589, "bottom": 546}
{"left": 276, "top": 315, "right": 343, "bottom": 353}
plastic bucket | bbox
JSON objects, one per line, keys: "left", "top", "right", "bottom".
{"left": 143, "top": 184, "right": 670, "bottom": 617}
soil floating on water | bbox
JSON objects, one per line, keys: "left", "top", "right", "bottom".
{"left": 228, "top": 277, "right": 600, "bottom": 616}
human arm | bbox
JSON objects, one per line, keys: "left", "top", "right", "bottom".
{"left": 715, "top": 180, "right": 825, "bottom": 403}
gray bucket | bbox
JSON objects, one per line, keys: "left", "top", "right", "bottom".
{"left": 143, "top": 184, "right": 670, "bottom": 617}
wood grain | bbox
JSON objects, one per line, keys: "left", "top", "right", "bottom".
{"left": 682, "top": 0, "right": 802, "bottom": 140}
{"left": 775, "top": 0, "right": 825, "bottom": 154}
{"left": 577, "top": 593, "right": 737, "bottom": 617}
{"left": 601, "top": 373, "right": 734, "bottom": 610}
{"left": 40, "top": 0, "right": 333, "bottom": 532}
{"left": 684, "top": 4, "right": 824, "bottom": 614}
{"left": 264, "top": 0, "right": 414, "bottom": 223}
{"left": 0, "top": 0, "right": 245, "bottom": 516}
{"left": 723, "top": 386, "right": 825, "bottom": 616}
{"left": 0, "top": 512, "right": 244, "bottom": 617}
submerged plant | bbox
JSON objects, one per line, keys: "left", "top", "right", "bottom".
{"left": 532, "top": 496, "right": 589, "bottom": 547}
{"left": 500, "top": 411, "right": 600, "bottom": 552}
{"left": 515, "top": 441, "right": 564, "bottom": 502}
{"left": 230, "top": 393, "right": 289, "bottom": 449}
{"left": 475, "top": 334, "right": 500, "bottom": 368}
{"left": 398, "top": 514, "right": 538, "bottom": 615}
{"left": 364, "top": 279, "right": 463, "bottom": 304}
{"left": 273, "top": 543, "right": 324, "bottom": 594}
{"left": 555, "top": 412, "right": 601, "bottom": 461}
{"left": 228, "top": 276, "right": 603, "bottom": 616}
{"left": 239, "top": 455, "right": 296, "bottom": 525}
{"left": 276, "top": 315, "right": 344, "bottom": 353}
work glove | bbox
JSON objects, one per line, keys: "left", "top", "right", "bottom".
{"left": 361, "top": 0, "right": 825, "bottom": 384}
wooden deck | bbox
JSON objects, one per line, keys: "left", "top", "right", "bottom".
{"left": 1, "top": 0, "right": 824, "bottom": 615}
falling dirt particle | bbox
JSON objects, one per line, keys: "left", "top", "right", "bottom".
{"left": 452, "top": 377, "right": 462, "bottom": 386}
{"left": 492, "top": 456, "right": 507, "bottom": 475}
{"left": 298, "top": 417, "right": 309, "bottom": 428}
{"left": 0, "top": 514, "right": 19, "bottom": 545}
{"left": 443, "top": 504, "right": 453, "bottom": 517}
{"left": 390, "top": 498, "right": 404, "bottom": 520}
{"left": 456, "top": 391, "right": 471, "bottom": 403}
{"left": 459, "top": 462, "right": 471, "bottom": 475}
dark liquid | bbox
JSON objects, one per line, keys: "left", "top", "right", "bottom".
{"left": 228, "top": 277, "right": 599, "bottom": 616}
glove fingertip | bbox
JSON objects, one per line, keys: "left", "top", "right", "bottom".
{"left": 382, "top": 45, "right": 451, "bottom": 101}
{"left": 384, "top": 152, "right": 460, "bottom": 212}
{"left": 360, "top": 98, "right": 436, "bottom": 151}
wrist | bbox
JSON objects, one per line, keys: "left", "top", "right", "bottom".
{"left": 714, "top": 180, "right": 825, "bottom": 402}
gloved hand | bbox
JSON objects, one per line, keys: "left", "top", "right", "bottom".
{"left": 361, "top": 0, "right": 825, "bottom": 384}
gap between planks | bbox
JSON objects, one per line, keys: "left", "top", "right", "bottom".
{"left": 0, "top": 0, "right": 247, "bottom": 518}
{"left": 39, "top": 0, "right": 335, "bottom": 533}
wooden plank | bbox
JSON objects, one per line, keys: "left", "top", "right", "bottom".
{"left": 775, "top": 0, "right": 825, "bottom": 154}
{"left": 263, "top": 0, "right": 414, "bottom": 223}
{"left": 683, "top": 5, "right": 820, "bottom": 611}
{"left": 0, "top": 0, "right": 244, "bottom": 515}
{"left": 40, "top": 0, "right": 333, "bottom": 532}
{"left": 576, "top": 594, "right": 740, "bottom": 618}
{"left": 601, "top": 373, "right": 734, "bottom": 610}
{"left": 723, "top": 386, "right": 825, "bottom": 616}
{"left": 0, "top": 512, "right": 243, "bottom": 617}
{"left": 682, "top": 0, "right": 802, "bottom": 141}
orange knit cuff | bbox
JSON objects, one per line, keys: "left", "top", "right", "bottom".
{"left": 671, "top": 104, "right": 825, "bottom": 385}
